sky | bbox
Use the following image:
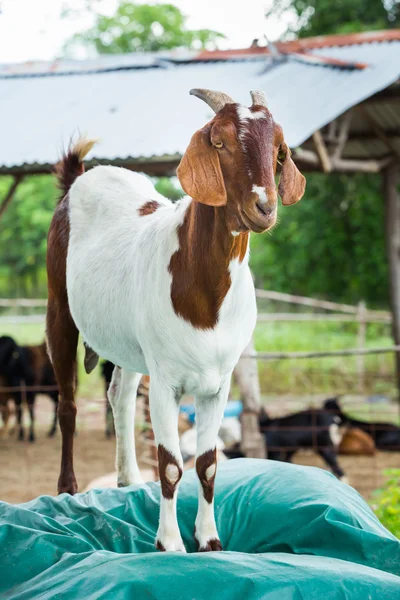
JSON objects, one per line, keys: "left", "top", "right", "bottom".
{"left": 0, "top": 0, "right": 293, "bottom": 64}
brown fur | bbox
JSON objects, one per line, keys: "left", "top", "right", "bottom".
{"left": 158, "top": 444, "right": 183, "bottom": 500}
{"left": 47, "top": 140, "right": 96, "bottom": 494}
{"left": 171, "top": 103, "right": 304, "bottom": 329}
{"left": 169, "top": 201, "right": 249, "bottom": 329}
{"left": 138, "top": 200, "right": 160, "bottom": 216}
{"left": 198, "top": 538, "right": 222, "bottom": 552}
{"left": 339, "top": 427, "right": 376, "bottom": 456}
{"left": 196, "top": 447, "right": 217, "bottom": 503}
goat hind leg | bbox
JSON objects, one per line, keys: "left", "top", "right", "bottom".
{"left": 108, "top": 367, "right": 143, "bottom": 486}
{"left": 46, "top": 296, "right": 79, "bottom": 494}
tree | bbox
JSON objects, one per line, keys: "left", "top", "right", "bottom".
{"left": 266, "top": 0, "right": 400, "bottom": 38}
{"left": 0, "top": 176, "right": 57, "bottom": 296}
{"left": 250, "top": 173, "right": 388, "bottom": 307}
{"left": 64, "top": 2, "right": 224, "bottom": 55}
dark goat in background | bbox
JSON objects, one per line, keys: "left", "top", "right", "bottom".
{"left": 325, "top": 397, "right": 400, "bottom": 451}
{"left": 101, "top": 360, "right": 115, "bottom": 438}
{"left": 0, "top": 336, "right": 58, "bottom": 441}
{"left": 224, "top": 406, "right": 346, "bottom": 480}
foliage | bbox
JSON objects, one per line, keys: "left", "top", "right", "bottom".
{"left": 250, "top": 173, "right": 388, "bottom": 306}
{"left": 0, "top": 176, "right": 57, "bottom": 297}
{"left": 266, "top": 0, "right": 400, "bottom": 38}
{"left": 154, "top": 176, "right": 185, "bottom": 201}
{"left": 372, "top": 469, "right": 400, "bottom": 539}
{"left": 64, "top": 2, "right": 224, "bottom": 55}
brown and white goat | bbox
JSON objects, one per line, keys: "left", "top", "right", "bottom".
{"left": 46, "top": 88, "right": 305, "bottom": 552}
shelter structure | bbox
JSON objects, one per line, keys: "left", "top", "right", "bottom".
{"left": 2, "top": 29, "right": 400, "bottom": 392}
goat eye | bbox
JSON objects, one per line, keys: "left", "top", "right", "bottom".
{"left": 277, "top": 149, "right": 286, "bottom": 165}
{"left": 213, "top": 141, "right": 224, "bottom": 149}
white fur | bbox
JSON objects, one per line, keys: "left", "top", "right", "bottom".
{"left": 236, "top": 106, "right": 266, "bottom": 121}
{"left": 329, "top": 423, "right": 343, "bottom": 447}
{"left": 107, "top": 367, "right": 143, "bottom": 486}
{"left": 67, "top": 166, "right": 257, "bottom": 551}
{"left": 252, "top": 184, "right": 268, "bottom": 204}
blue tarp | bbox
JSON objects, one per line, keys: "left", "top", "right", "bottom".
{"left": 1, "top": 459, "right": 399, "bottom": 599}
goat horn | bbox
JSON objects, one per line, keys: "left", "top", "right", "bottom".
{"left": 189, "top": 88, "right": 235, "bottom": 113}
{"left": 250, "top": 90, "right": 267, "bottom": 107}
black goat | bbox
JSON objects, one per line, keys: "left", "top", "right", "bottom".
{"left": 0, "top": 335, "right": 58, "bottom": 441}
{"left": 324, "top": 397, "right": 400, "bottom": 451}
{"left": 224, "top": 407, "right": 346, "bottom": 480}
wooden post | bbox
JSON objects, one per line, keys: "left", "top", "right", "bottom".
{"left": 234, "top": 336, "right": 266, "bottom": 458}
{"left": 357, "top": 300, "right": 366, "bottom": 393}
{"left": 384, "top": 164, "right": 400, "bottom": 399}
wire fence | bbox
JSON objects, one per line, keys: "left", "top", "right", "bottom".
{"left": 1, "top": 292, "right": 399, "bottom": 499}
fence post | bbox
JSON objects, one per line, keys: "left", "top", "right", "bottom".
{"left": 234, "top": 336, "right": 266, "bottom": 459}
{"left": 357, "top": 300, "right": 366, "bottom": 393}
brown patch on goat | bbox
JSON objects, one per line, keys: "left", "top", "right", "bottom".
{"left": 169, "top": 202, "right": 249, "bottom": 329}
{"left": 156, "top": 540, "right": 166, "bottom": 552}
{"left": 158, "top": 444, "right": 182, "bottom": 499}
{"left": 138, "top": 201, "right": 160, "bottom": 216}
{"left": 196, "top": 447, "right": 217, "bottom": 503}
{"left": 339, "top": 428, "right": 376, "bottom": 456}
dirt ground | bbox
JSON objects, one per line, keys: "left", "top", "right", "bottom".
{"left": 1, "top": 394, "right": 399, "bottom": 504}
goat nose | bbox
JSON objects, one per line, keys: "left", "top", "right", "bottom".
{"left": 251, "top": 185, "right": 277, "bottom": 207}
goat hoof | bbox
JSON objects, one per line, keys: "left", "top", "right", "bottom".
{"left": 58, "top": 475, "right": 78, "bottom": 495}
{"left": 47, "top": 429, "right": 56, "bottom": 438}
{"left": 197, "top": 537, "right": 223, "bottom": 552}
{"left": 155, "top": 537, "right": 186, "bottom": 553}
{"left": 29, "top": 433, "right": 35, "bottom": 443}
{"left": 18, "top": 430, "right": 24, "bottom": 441}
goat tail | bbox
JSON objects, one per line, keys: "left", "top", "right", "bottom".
{"left": 54, "top": 136, "right": 97, "bottom": 201}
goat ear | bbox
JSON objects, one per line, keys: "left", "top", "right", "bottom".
{"left": 177, "top": 128, "right": 227, "bottom": 207}
{"left": 278, "top": 144, "right": 306, "bottom": 206}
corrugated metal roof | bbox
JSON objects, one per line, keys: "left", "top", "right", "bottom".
{"left": 1, "top": 36, "right": 400, "bottom": 171}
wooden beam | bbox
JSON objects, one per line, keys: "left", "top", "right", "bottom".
{"left": 293, "top": 147, "right": 391, "bottom": 173}
{"left": 312, "top": 130, "right": 332, "bottom": 172}
{"left": 0, "top": 175, "right": 23, "bottom": 220}
{"left": 358, "top": 105, "right": 400, "bottom": 159}
{"left": 348, "top": 127, "right": 400, "bottom": 141}
{"left": 334, "top": 156, "right": 392, "bottom": 173}
{"left": 332, "top": 111, "right": 353, "bottom": 161}
{"left": 384, "top": 164, "right": 400, "bottom": 400}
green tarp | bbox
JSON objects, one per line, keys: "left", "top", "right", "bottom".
{"left": 1, "top": 459, "right": 399, "bottom": 599}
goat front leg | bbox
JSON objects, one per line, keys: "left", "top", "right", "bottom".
{"left": 194, "top": 379, "right": 230, "bottom": 552}
{"left": 14, "top": 395, "right": 24, "bottom": 441}
{"left": 150, "top": 374, "right": 185, "bottom": 552}
{"left": 108, "top": 367, "right": 143, "bottom": 486}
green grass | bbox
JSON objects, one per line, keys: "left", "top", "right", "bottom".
{"left": 254, "top": 320, "right": 396, "bottom": 396}
{"left": 1, "top": 318, "right": 397, "bottom": 399}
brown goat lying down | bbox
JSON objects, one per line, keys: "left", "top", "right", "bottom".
{"left": 0, "top": 336, "right": 58, "bottom": 441}
{"left": 338, "top": 427, "right": 376, "bottom": 456}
